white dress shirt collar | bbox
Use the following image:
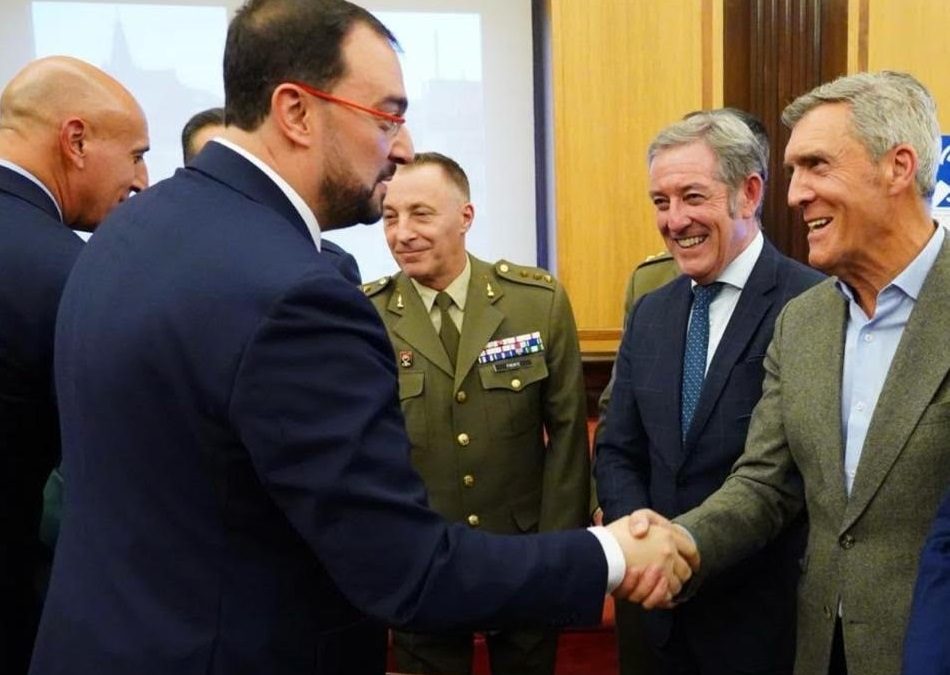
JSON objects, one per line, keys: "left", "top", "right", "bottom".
{"left": 689, "top": 229, "right": 764, "bottom": 292}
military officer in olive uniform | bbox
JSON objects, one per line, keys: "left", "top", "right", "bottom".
{"left": 365, "top": 152, "right": 590, "bottom": 675}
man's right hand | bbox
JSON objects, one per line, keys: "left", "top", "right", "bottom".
{"left": 605, "top": 510, "right": 700, "bottom": 609}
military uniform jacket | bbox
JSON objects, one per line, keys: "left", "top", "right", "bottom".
{"left": 366, "top": 255, "right": 589, "bottom": 535}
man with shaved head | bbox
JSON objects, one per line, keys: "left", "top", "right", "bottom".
{"left": 0, "top": 55, "right": 148, "bottom": 673}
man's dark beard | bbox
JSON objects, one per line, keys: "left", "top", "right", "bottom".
{"left": 318, "top": 167, "right": 391, "bottom": 230}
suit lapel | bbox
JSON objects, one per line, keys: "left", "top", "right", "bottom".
{"left": 455, "top": 258, "right": 504, "bottom": 391}
{"left": 844, "top": 238, "right": 950, "bottom": 529}
{"left": 685, "top": 241, "right": 779, "bottom": 449}
{"left": 389, "top": 275, "right": 454, "bottom": 378}
{"left": 658, "top": 277, "right": 693, "bottom": 473}
{"left": 806, "top": 288, "right": 850, "bottom": 513}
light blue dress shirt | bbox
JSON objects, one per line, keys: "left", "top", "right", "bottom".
{"left": 838, "top": 225, "right": 945, "bottom": 496}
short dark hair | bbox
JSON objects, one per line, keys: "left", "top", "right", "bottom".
{"left": 224, "top": 0, "right": 398, "bottom": 131}
{"left": 407, "top": 152, "right": 471, "bottom": 200}
{"left": 181, "top": 107, "right": 225, "bottom": 162}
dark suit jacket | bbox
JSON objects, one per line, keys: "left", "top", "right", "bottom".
{"left": 30, "top": 143, "right": 607, "bottom": 675}
{"left": 320, "top": 239, "right": 361, "bottom": 284}
{"left": 0, "top": 165, "right": 82, "bottom": 674}
{"left": 902, "top": 486, "right": 950, "bottom": 675}
{"left": 596, "top": 239, "right": 822, "bottom": 673}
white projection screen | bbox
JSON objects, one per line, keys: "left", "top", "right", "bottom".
{"left": 0, "top": 0, "right": 539, "bottom": 279}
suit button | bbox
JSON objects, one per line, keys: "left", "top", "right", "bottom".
{"left": 456, "top": 390, "right": 467, "bottom": 403}
{"left": 839, "top": 533, "right": 855, "bottom": 550}
{"left": 457, "top": 433, "right": 470, "bottom": 446}
{"left": 823, "top": 605, "right": 833, "bottom": 620}
{"left": 510, "top": 378, "right": 522, "bottom": 390}
{"left": 463, "top": 475, "right": 475, "bottom": 488}
{"left": 467, "top": 514, "right": 480, "bottom": 527}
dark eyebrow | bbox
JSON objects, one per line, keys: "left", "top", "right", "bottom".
{"left": 379, "top": 95, "right": 408, "bottom": 115}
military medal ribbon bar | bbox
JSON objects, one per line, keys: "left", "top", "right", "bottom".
{"left": 478, "top": 331, "right": 544, "bottom": 364}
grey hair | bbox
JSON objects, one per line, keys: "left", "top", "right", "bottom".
{"left": 782, "top": 71, "right": 940, "bottom": 200}
{"left": 647, "top": 110, "right": 767, "bottom": 216}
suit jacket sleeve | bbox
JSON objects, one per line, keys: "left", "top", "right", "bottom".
{"left": 538, "top": 283, "right": 590, "bottom": 532}
{"left": 594, "top": 300, "right": 653, "bottom": 524}
{"left": 902, "top": 487, "right": 950, "bottom": 675}
{"left": 675, "top": 303, "right": 805, "bottom": 585}
{"left": 227, "top": 272, "right": 608, "bottom": 631}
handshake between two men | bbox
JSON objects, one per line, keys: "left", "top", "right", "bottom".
{"left": 604, "top": 509, "right": 699, "bottom": 608}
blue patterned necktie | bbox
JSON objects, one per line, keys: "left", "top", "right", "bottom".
{"left": 681, "top": 282, "right": 723, "bottom": 439}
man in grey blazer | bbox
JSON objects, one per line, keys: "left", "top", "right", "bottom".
{"left": 633, "top": 71, "right": 949, "bottom": 675}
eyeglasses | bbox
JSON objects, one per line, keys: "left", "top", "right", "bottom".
{"left": 287, "top": 80, "right": 406, "bottom": 137}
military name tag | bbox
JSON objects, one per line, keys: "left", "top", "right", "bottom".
{"left": 491, "top": 358, "right": 533, "bottom": 373}
{"left": 478, "top": 331, "right": 544, "bottom": 364}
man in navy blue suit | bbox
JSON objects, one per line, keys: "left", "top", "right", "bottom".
{"left": 903, "top": 487, "right": 950, "bottom": 675}
{"left": 30, "top": 2, "right": 697, "bottom": 674}
{"left": 596, "top": 110, "right": 823, "bottom": 675}
{"left": 0, "top": 56, "right": 148, "bottom": 674}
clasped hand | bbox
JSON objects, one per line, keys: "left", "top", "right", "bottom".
{"left": 605, "top": 509, "right": 700, "bottom": 609}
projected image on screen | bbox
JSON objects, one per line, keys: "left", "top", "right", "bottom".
{"left": 32, "top": 2, "right": 227, "bottom": 185}
{"left": 29, "top": 3, "right": 535, "bottom": 276}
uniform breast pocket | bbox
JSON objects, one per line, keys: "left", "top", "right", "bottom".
{"left": 477, "top": 355, "right": 549, "bottom": 436}
{"left": 397, "top": 371, "right": 427, "bottom": 445}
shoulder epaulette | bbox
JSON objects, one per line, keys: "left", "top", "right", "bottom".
{"left": 493, "top": 259, "right": 556, "bottom": 290}
{"left": 362, "top": 275, "right": 393, "bottom": 297}
{"left": 635, "top": 250, "right": 674, "bottom": 270}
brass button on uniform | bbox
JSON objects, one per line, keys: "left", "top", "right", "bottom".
{"left": 467, "top": 514, "right": 480, "bottom": 527}
{"left": 457, "top": 433, "right": 470, "bottom": 446}
{"left": 823, "top": 605, "right": 833, "bottom": 620}
{"left": 456, "top": 390, "right": 467, "bottom": 403}
{"left": 499, "top": 263, "right": 509, "bottom": 273}
{"left": 510, "top": 378, "right": 522, "bottom": 391}
{"left": 839, "top": 533, "right": 855, "bottom": 550}
{"left": 463, "top": 474, "right": 475, "bottom": 488}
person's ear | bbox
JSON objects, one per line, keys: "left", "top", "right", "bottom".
{"left": 271, "top": 84, "right": 315, "bottom": 148}
{"left": 885, "top": 144, "right": 918, "bottom": 196}
{"left": 61, "top": 117, "right": 88, "bottom": 168}
{"left": 738, "top": 173, "right": 764, "bottom": 219}
{"left": 460, "top": 202, "right": 475, "bottom": 233}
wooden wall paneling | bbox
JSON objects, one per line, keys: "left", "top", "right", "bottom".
{"left": 862, "top": 0, "right": 950, "bottom": 129}
{"left": 723, "top": 0, "right": 847, "bottom": 265}
{"left": 550, "top": 0, "right": 721, "bottom": 353}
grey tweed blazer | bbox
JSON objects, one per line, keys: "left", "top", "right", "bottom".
{"left": 677, "top": 235, "right": 950, "bottom": 675}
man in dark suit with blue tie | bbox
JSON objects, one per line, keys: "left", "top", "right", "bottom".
{"left": 0, "top": 56, "right": 148, "bottom": 675}
{"left": 30, "top": 2, "right": 698, "bottom": 674}
{"left": 596, "top": 110, "right": 823, "bottom": 675}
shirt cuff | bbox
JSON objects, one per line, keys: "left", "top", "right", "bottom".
{"left": 587, "top": 526, "right": 626, "bottom": 594}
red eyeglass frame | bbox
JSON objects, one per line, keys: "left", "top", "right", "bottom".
{"left": 287, "top": 80, "right": 405, "bottom": 127}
